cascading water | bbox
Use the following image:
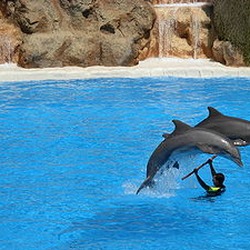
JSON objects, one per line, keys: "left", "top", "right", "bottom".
{"left": 151, "top": 0, "right": 213, "bottom": 59}
{"left": 158, "top": 9, "right": 177, "bottom": 57}
{"left": 191, "top": 13, "right": 201, "bottom": 59}
{"left": 0, "top": 36, "right": 13, "bottom": 64}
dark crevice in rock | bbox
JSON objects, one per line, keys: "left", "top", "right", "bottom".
{"left": 100, "top": 23, "right": 115, "bottom": 34}
{"left": 82, "top": 8, "right": 93, "bottom": 18}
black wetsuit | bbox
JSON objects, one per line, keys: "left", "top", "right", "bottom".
{"left": 195, "top": 160, "right": 226, "bottom": 196}
{"left": 206, "top": 185, "right": 226, "bottom": 196}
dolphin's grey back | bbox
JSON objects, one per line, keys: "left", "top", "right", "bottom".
{"left": 196, "top": 107, "right": 250, "bottom": 146}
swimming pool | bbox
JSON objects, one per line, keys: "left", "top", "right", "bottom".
{"left": 1, "top": 77, "right": 250, "bottom": 249}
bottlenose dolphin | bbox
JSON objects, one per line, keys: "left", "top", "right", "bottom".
{"left": 195, "top": 107, "right": 250, "bottom": 146}
{"left": 136, "top": 120, "right": 242, "bottom": 194}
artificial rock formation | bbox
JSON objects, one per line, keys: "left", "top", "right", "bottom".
{"left": 0, "top": 0, "right": 249, "bottom": 68}
{"left": 0, "top": 0, "right": 156, "bottom": 68}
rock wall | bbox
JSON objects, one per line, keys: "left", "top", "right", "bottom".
{"left": 213, "top": 0, "right": 249, "bottom": 66}
{"left": 0, "top": 0, "right": 249, "bottom": 68}
{"left": 0, "top": 0, "right": 156, "bottom": 68}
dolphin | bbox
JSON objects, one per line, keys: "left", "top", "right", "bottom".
{"left": 136, "top": 120, "right": 243, "bottom": 194}
{"left": 195, "top": 107, "right": 250, "bottom": 146}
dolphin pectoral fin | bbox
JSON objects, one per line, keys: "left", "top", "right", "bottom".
{"left": 197, "top": 144, "right": 218, "bottom": 154}
{"left": 233, "top": 139, "right": 248, "bottom": 146}
{"left": 136, "top": 176, "right": 155, "bottom": 195}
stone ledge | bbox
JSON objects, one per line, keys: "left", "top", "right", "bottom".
{"left": 1, "top": 58, "right": 250, "bottom": 82}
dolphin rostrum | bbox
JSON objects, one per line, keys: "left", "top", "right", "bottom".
{"left": 195, "top": 107, "right": 250, "bottom": 146}
{"left": 136, "top": 120, "right": 243, "bottom": 194}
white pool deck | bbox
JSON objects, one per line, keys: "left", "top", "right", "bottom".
{"left": 1, "top": 58, "right": 250, "bottom": 82}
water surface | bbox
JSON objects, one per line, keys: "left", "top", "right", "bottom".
{"left": 0, "top": 77, "right": 250, "bottom": 249}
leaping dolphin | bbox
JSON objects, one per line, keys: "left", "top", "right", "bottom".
{"left": 136, "top": 120, "right": 243, "bottom": 194}
{"left": 195, "top": 107, "right": 250, "bottom": 146}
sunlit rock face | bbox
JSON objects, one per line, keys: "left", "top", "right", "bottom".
{"left": 0, "top": 0, "right": 156, "bottom": 68}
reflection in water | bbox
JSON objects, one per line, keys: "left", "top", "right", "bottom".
{"left": 190, "top": 194, "right": 219, "bottom": 203}
{"left": 59, "top": 202, "right": 199, "bottom": 248}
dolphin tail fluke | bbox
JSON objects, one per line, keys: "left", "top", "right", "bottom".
{"left": 136, "top": 176, "right": 155, "bottom": 195}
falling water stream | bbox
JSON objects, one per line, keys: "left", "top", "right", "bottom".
{"left": 153, "top": 0, "right": 212, "bottom": 59}
{"left": 0, "top": 36, "right": 13, "bottom": 63}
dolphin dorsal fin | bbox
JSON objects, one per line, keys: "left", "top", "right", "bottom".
{"left": 208, "top": 107, "right": 223, "bottom": 118}
{"left": 171, "top": 120, "right": 192, "bottom": 136}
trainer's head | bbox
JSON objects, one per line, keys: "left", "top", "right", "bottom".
{"left": 213, "top": 173, "right": 225, "bottom": 187}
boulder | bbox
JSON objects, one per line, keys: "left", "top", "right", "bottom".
{"left": 212, "top": 39, "right": 245, "bottom": 67}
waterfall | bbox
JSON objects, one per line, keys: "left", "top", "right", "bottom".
{"left": 151, "top": 1, "right": 212, "bottom": 59}
{"left": 191, "top": 13, "right": 200, "bottom": 59}
{"left": 0, "top": 36, "right": 13, "bottom": 64}
{"left": 158, "top": 9, "right": 177, "bottom": 57}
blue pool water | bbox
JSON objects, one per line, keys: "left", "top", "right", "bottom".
{"left": 1, "top": 77, "right": 250, "bottom": 250}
